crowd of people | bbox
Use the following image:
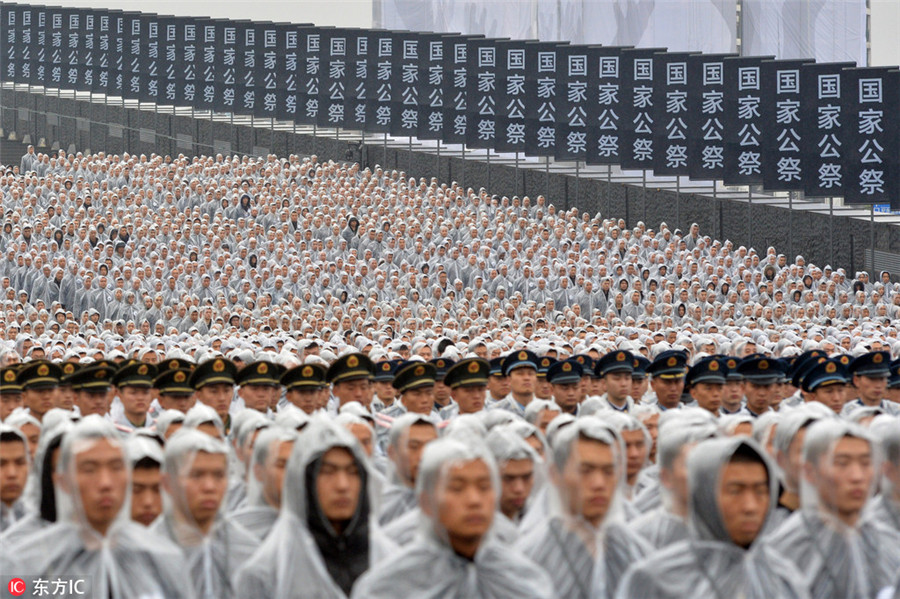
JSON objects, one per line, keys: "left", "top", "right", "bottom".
{"left": 1, "top": 145, "right": 899, "bottom": 598}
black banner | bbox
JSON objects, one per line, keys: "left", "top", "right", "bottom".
{"left": 585, "top": 46, "right": 627, "bottom": 166}
{"left": 298, "top": 27, "right": 323, "bottom": 125}
{"left": 465, "top": 37, "right": 503, "bottom": 149}
{"left": 620, "top": 47, "right": 665, "bottom": 170}
{"left": 722, "top": 56, "right": 771, "bottom": 185}
{"left": 234, "top": 21, "right": 257, "bottom": 116}
{"left": 158, "top": 17, "right": 178, "bottom": 106}
{"left": 391, "top": 31, "right": 422, "bottom": 137}
{"left": 415, "top": 33, "right": 446, "bottom": 141}
{"left": 686, "top": 54, "right": 734, "bottom": 181}
{"left": 257, "top": 23, "right": 279, "bottom": 119}
{"left": 49, "top": 7, "right": 65, "bottom": 90}
{"left": 524, "top": 41, "right": 567, "bottom": 158}
{"left": 344, "top": 29, "right": 368, "bottom": 129}
{"left": 760, "top": 59, "right": 813, "bottom": 191}
{"left": 442, "top": 35, "right": 478, "bottom": 145}
{"left": 318, "top": 28, "right": 347, "bottom": 127}
{"left": 799, "top": 62, "right": 854, "bottom": 197}
{"left": 652, "top": 51, "right": 694, "bottom": 176}
{"left": 494, "top": 39, "right": 530, "bottom": 154}
{"left": 94, "top": 10, "right": 111, "bottom": 94}
{"left": 842, "top": 68, "right": 900, "bottom": 207}
{"left": 555, "top": 44, "right": 592, "bottom": 162}
{"left": 19, "top": 5, "right": 35, "bottom": 86}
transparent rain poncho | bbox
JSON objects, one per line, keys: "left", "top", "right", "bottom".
{"left": 224, "top": 410, "right": 271, "bottom": 512}
{"left": 616, "top": 437, "right": 806, "bottom": 599}
{"left": 765, "top": 419, "right": 900, "bottom": 598}
{"left": 351, "top": 437, "right": 554, "bottom": 599}
{"left": 378, "top": 413, "right": 437, "bottom": 525}
{"left": 234, "top": 415, "right": 395, "bottom": 599}
{"left": 274, "top": 403, "right": 312, "bottom": 430}
{"left": 768, "top": 406, "right": 831, "bottom": 530}
{"left": 516, "top": 419, "right": 650, "bottom": 599}
{"left": 631, "top": 407, "right": 718, "bottom": 507}
{"left": 629, "top": 419, "right": 719, "bottom": 550}
{"left": 230, "top": 427, "right": 299, "bottom": 540}
{"left": 151, "top": 428, "right": 260, "bottom": 599}
{"left": 155, "top": 409, "right": 186, "bottom": 439}
{"left": 183, "top": 404, "right": 226, "bottom": 437}
{"left": 864, "top": 415, "right": 900, "bottom": 532}
{"left": 1, "top": 420, "right": 73, "bottom": 545}
{"left": 4, "top": 415, "right": 194, "bottom": 599}
{"left": 0, "top": 424, "right": 30, "bottom": 531}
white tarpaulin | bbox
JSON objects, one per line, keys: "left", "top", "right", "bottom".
{"left": 742, "top": 0, "right": 867, "bottom": 65}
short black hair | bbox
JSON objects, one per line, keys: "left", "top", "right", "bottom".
{"left": 133, "top": 456, "right": 162, "bottom": 470}
{"left": 0, "top": 431, "right": 26, "bottom": 444}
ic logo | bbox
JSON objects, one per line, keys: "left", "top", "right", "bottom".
{"left": 8, "top": 578, "right": 26, "bottom": 596}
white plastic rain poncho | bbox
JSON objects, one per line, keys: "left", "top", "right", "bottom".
{"left": 628, "top": 418, "right": 719, "bottom": 550}
{"left": 351, "top": 437, "right": 555, "bottom": 599}
{"left": 1, "top": 421, "right": 72, "bottom": 545}
{"left": 0, "top": 424, "right": 30, "bottom": 531}
{"left": 151, "top": 428, "right": 259, "bottom": 599}
{"left": 4, "top": 415, "right": 194, "bottom": 599}
{"left": 616, "top": 437, "right": 807, "bottom": 599}
{"left": 516, "top": 419, "right": 650, "bottom": 599}
{"left": 224, "top": 410, "right": 271, "bottom": 512}
{"left": 766, "top": 419, "right": 900, "bottom": 598}
{"left": 378, "top": 413, "right": 436, "bottom": 525}
{"left": 230, "top": 427, "right": 299, "bottom": 540}
{"left": 234, "top": 415, "right": 395, "bottom": 598}
{"left": 864, "top": 415, "right": 900, "bottom": 532}
{"left": 484, "top": 426, "right": 542, "bottom": 540}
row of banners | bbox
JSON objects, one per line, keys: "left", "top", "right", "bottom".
{"left": 1, "top": 3, "right": 898, "bottom": 206}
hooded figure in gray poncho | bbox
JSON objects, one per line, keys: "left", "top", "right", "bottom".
{"left": 4, "top": 415, "right": 194, "bottom": 598}
{"left": 863, "top": 415, "right": 900, "bottom": 533}
{"left": 229, "top": 427, "right": 299, "bottom": 540}
{"left": 516, "top": 418, "right": 650, "bottom": 599}
{"left": 766, "top": 419, "right": 900, "bottom": 599}
{"left": 352, "top": 437, "right": 554, "bottom": 599}
{"left": 235, "top": 415, "right": 395, "bottom": 598}
{"left": 617, "top": 436, "right": 807, "bottom": 599}
{"left": 151, "top": 428, "right": 259, "bottom": 599}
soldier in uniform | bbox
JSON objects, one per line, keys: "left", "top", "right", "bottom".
{"left": 647, "top": 351, "right": 689, "bottom": 412}
{"left": 152, "top": 368, "right": 197, "bottom": 415}
{"left": 491, "top": 350, "right": 539, "bottom": 416}
{"left": 236, "top": 360, "right": 283, "bottom": 416}
{"left": 594, "top": 349, "right": 637, "bottom": 413}
{"left": 111, "top": 362, "right": 158, "bottom": 432}
{"left": 737, "top": 356, "right": 780, "bottom": 418}
{"left": 382, "top": 361, "right": 438, "bottom": 420}
{"left": 430, "top": 358, "right": 455, "bottom": 414}
{"left": 799, "top": 358, "right": 850, "bottom": 414}
{"left": 189, "top": 357, "right": 238, "bottom": 435}
{"left": 281, "top": 362, "right": 328, "bottom": 414}
{"left": 326, "top": 353, "right": 376, "bottom": 412}
{"left": 547, "top": 359, "right": 584, "bottom": 416}
{"left": 15, "top": 361, "right": 62, "bottom": 423}
{"left": 842, "top": 351, "right": 900, "bottom": 416}
{"left": 0, "top": 366, "right": 23, "bottom": 420}
{"left": 686, "top": 356, "right": 728, "bottom": 417}
{"left": 439, "top": 357, "right": 491, "bottom": 420}
{"left": 70, "top": 365, "right": 116, "bottom": 418}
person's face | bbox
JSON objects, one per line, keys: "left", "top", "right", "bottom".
{"left": 196, "top": 383, "right": 234, "bottom": 417}
{"left": 486, "top": 371, "right": 512, "bottom": 398}
{"left": 66, "top": 439, "right": 128, "bottom": 536}
{"left": 316, "top": 447, "right": 362, "bottom": 526}
{"left": 239, "top": 384, "right": 274, "bottom": 413}
{"left": 498, "top": 457, "right": 534, "bottom": 520}
{"left": 393, "top": 424, "right": 438, "bottom": 485}
{"left": 692, "top": 381, "right": 725, "bottom": 415}
{"left": 174, "top": 451, "right": 228, "bottom": 530}
{"left": 561, "top": 439, "right": 617, "bottom": 527}
{"left": 131, "top": 466, "right": 163, "bottom": 526}
{"left": 452, "top": 384, "right": 487, "bottom": 414}
{"left": 158, "top": 393, "right": 195, "bottom": 414}
{"left": 743, "top": 382, "right": 773, "bottom": 414}
{"left": 853, "top": 374, "right": 887, "bottom": 404}
{"left": 605, "top": 371, "right": 633, "bottom": 403}
{"left": 333, "top": 378, "right": 373, "bottom": 409}
{"left": 118, "top": 386, "right": 152, "bottom": 420}
{"left": 551, "top": 382, "right": 580, "bottom": 413}
{"left": 401, "top": 385, "right": 435, "bottom": 415}
{"left": 76, "top": 389, "right": 112, "bottom": 417}
{"left": 0, "top": 439, "right": 29, "bottom": 507}
{"left": 809, "top": 383, "right": 847, "bottom": 414}
{"left": 620, "top": 429, "right": 647, "bottom": 483}
{"left": 430, "top": 459, "right": 495, "bottom": 553}
{"left": 0, "top": 392, "right": 23, "bottom": 420}
{"left": 660, "top": 445, "right": 691, "bottom": 512}
{"left": 717, "top": 458, "right": 770, "bottom": 548}
{"left": 258, "top": 440, "right": 295, "bottom": 509}
{"left": 23, "top": 386, "right": 58, "bottom": 420}
{"left": 508, "top": 367, "right": 536, "bottom": 398}
{"left": 631, "top": 377, "right": 649, "bottom": 401}
{"left": 807, "top": 436, "right": 873, "bottom": 523}
{"left": 286, "top": 388, "right": 320, "bottom": 414}
{"left": 651, "top": 377, "right": 685, "bottom": 410}
{"left": 346, "top": 423, "right": 374, "bottom": 457}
